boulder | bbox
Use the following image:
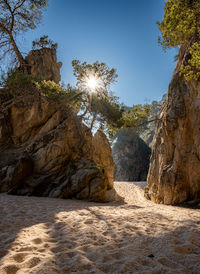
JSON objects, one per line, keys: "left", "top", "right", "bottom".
{"left": 147, "top": 50, "right": 200, "bottom": 205}
{"left": 0, "top": 92, "right": 114, "bottom": 202}
{"left": 113, "top": 130, "right": 151, "bottom": 181}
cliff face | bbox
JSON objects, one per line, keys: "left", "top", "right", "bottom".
{"left": 113, "top": 130, "right": 151, "bottom": 181}
{"left": 25, "top": 48, "right": 62, "bottom": 83}
{"left": 147, "top": 56, "right": 200, "bottom": 204}
{"left": 0, "top": 91, "right": 114, "bottom": 202}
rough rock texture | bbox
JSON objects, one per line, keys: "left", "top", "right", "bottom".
{"left": 147, "top": 54, "right": 200, "bottom": 205}
{"left": 113, "top": 130, "right": 151, "bottom": 181}
{"left": 0, "top": 90, "right": 114, "bottom": 202}
{"left": 25, "top": 48, "right": 62, "bottom": 83}
{"left": 92, "top": 130, "right": 114, "bottom": 189}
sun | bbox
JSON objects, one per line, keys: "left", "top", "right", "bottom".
{"left": 80, "top": 73, "right": 104, "bottom": 92}
{"left": 86, "top": 76, "right": 98, "bottom": 90}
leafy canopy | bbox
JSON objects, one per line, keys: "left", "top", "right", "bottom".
{"left": 157, "top": 0, "right": 200, "bottom": 49}
{"left": 180, "top": 42, "right": 200, "bottom": 81}
{"left": 72, "top": 60, "right": 120, "bottom": 131}
{"left": 157, "top": 0, "right": 200, "bottom": 81}
{"left": 72, "top": 60, "right": 118, "bottom": 92}
{"left": 72, "top": 60, "right": 152, "bottom": 138}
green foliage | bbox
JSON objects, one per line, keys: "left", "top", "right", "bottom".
{"left": 71, "top": 60, "right": 153, "bottom": 138}
{"left": 32, "top": 35, "right": 58, "bottom": 50}
{"left": 1, "top": 70, "right": 82, "bottom": 111}
{"left": 158, "top": 0, "right": 200, "bottom": 81}
{"left": 35, "top": 80, "right": 83, "bottom": 110}
{"left": 121, "top": 104, "right": 152, "bottom": 129}
{"left": 157, "top": 0, "right": 200, "bottom": 49}
{"left": 0, "top": 69, "right": 38, "bottom": 96}
{"left": 35, "top": 80, "right": 65, "bottom": 101}
{"left": 72, "top": 60, "right": 120, "bottom": 131}
{"left": 180, "top": 42, "right": 200, "bottom": 81}
{"left": 72, "top": 60, "right": 118, "bottom": 91}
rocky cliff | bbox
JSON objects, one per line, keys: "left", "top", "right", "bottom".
{"left": 147, "top": 52, "right": 200, "bottom": 205}
{"left": 25, "top": 48, "right": 62, "bottom": 83}
{"left": 113, "top": 129, "right": 151, "bottom": 181}
{"left": 0, "top": 90, "right": 114, "bottom": 202}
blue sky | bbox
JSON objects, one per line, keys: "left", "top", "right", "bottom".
{"left": 22, "top": 0, "right": 177, "bottom": 106}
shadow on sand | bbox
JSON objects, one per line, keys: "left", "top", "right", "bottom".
{"left": 0, "top": 193, "right": 199, "bottom": 273}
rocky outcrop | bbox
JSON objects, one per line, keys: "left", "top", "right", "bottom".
{"left": 92, "top": 130, "right": 114, "bottom": 189}
{"left": 147, "top": 52, "right": 200, "bottom": 205}
{"left": 113, "top": 130, "right": 151, "bottom": 181}
{"left": 25, "top": 48, "right": 62, "bottom": 83}
{"left": 0, "top": 90, "right": 114, "bottom": 202}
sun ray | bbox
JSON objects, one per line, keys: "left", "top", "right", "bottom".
{"left": 80, "top": 72, "right": 104, "bottom": 93}
{"left": 87, "top": 76, "right": 98, "bottom": 90}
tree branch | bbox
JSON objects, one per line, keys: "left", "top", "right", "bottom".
{"left": 13, "top": 0, "right": 26, "bottom": 13}
{"left": 3, "top": 0, "right": 12, "bottom": 14}
{"left": 79, "top": 105, "right": 90, "bottom": 118}
{"left": 3, "top": 0, "right": 15, "bottom": 32}
{"left": 131, "top": 118, "right": 160, "bottom": 128}
{"left": 90, "top": 113, "right": 97, "bottom": 130}
{"left": 0, "top": 40, "right": 9, "bottom": 47}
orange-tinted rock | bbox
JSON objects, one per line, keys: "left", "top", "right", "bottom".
{"left": 147, "top": 49, "right": 200, "bottom": 205}
{"left": 25, "top": 48, "right": 62, "bottom": 83}
{"left": 0, "top": 93, "right": 114, "bottom": 202}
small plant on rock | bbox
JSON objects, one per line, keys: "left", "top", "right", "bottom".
{"left": 32, "top": 35, "right": 58, "bottom": 50}
{"left": 0, "top": 69, "right": 39, "bottom": 96}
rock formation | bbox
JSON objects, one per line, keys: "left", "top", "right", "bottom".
{"left": 0, "top": 90, "right": 114, "bottom": 202}
{"left": 147, "top": 51, "right": 200, "bottom": 205}
{"left": 25, "top": 48, "right": 62, "bottom": 83}
{"left": 113, "top": 129, "right": 151, "bottom": 181}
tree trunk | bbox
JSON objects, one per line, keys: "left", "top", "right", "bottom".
{"left": 8, "top": 32, "right": 26, "bottom": 69}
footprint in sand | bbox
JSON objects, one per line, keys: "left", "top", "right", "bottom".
{"left": 12, "top": 253, "right": 27, "bottom": 263}
{"left": 84, "top": 219, "right": 93, "bottom": 225}
{"left": 32, "top": 238, "right": 43, "bottom": 245}
{"left": 50, "top": 246, "right": 63, "bottom": 253}
{"left": 3, "top": 264, "right": 19, "bottom": 274}
{"left": 174, "top": 244, "right": 197, "bottom": 254}
{"left": 54, "top": 222, "right": 64, "bottom": 230}
{"left": 56, "top": 251, "right": 76, "bottom": 262}
{"left": 26, "top": 256, "right": 41, "bottom": 268}
{"left": 157, "top": 257, "right": 184, "bottom": 270}
{"left": 37, "top": 248, "right": 46, "bottom": 253}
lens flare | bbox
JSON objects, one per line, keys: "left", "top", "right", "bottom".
{"left": 80, "top": 73, "right": 104, "bottom": 92}
{"left": 87, "top": 76, "right": 98, "bottom": 90}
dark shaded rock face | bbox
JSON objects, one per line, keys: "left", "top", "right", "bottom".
{"left": 25, "top": 48, "right": 62, "bottom": 83}
{"left": 147, "top": 56, "right": 200, "bottom": 205}
{"left": 113, "top": 130, "right": 151, "bottom": 181}
{"left": 0, "top": 91, "right": 114, "bottom": 202}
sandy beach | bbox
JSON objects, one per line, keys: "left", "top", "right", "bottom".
{"left": 0, "top": 181, "right": 200, "bottom": 274}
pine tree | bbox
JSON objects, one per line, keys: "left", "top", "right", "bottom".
{"left": 0, "top": 0, "right": 48, "bottom": 69}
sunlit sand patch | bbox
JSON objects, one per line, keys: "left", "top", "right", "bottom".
{"left": 0, "top": 182, "right": 199, "bottom": 273}
{"left": 0, "top": 223, "right": 56, "bottom": 273}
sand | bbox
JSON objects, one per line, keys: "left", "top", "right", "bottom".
{"left": 0, "top": 181, "right": 200, "bottom": 274}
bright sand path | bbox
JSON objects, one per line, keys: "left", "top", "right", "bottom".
{"left": 0, "top": 182, "right": 199, "bottom": 274}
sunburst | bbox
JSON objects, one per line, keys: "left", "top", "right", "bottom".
{"left": 80, "top": 73, "right": 104, "bottom": 92}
